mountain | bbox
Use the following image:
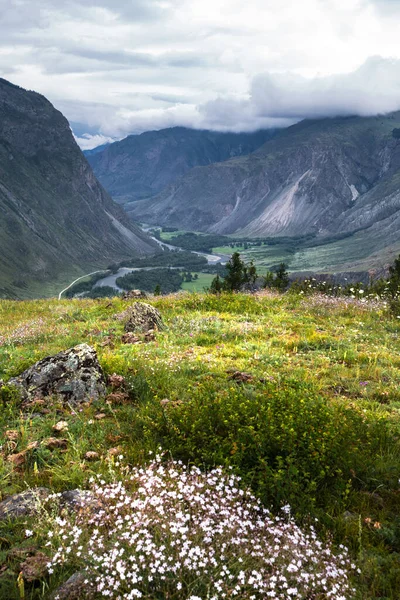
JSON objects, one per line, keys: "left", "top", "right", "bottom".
{"left": 85, "top": 127, "right": 277, "bottom": 204}
{"left": 0, "top": 78, "right": 156, "bottom": 299}
{"left": 128, "top": 113, "right": 400, "bottom": 272}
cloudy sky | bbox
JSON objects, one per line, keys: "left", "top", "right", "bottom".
{"left": 1, "top": 0, "right": 400, "bottom": 148}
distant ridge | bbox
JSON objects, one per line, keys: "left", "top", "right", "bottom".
{"left": 86, "top": 126, "right": 277, "bottom": 204}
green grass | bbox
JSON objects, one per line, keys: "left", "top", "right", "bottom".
{"left": 181, "top": 273, "right": 215, "bottom": 291}
{"left": 1, "top": 292, "right": 400, "bottom": 598}
{"left": 160, "top": 229, "right": 203, "bottom": 241}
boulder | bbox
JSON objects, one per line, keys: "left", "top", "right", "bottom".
{"left": 0, "top": 488, "right": 51, "bottom": 521}
{"left": 3, "top": 344, "right": 106, "bottom": 405}
{"left": 123, "top": 302, "right": 163, "bottom": 333}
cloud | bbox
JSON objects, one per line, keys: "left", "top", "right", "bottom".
{"left": 1, "top": 0, "right": 400, "bottom": 146}
{"left": 70, "top": 56, "right": 400, "bottom": 141}
{"left": 73, "top": 133, "right": 116, "bottom": 150}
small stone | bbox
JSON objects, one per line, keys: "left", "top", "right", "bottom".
{"left": 95, "top": 413, "right": 107, "bottom": 420}
{"left": 20, "top": 551, "right": 49, "bottom": 582}
{"left": 121, "top": 332, "right": 141, "bottom": 344}
{"left": 160, "top": 398, "right": 170, "bottom": 407}
{"left": 7, "top": 452, "right": 26, "bottom": 467}
{"left": 42, "top": 437, "right": 68, "bottom": 450}
{"left": 0, "top": 488, "right": 51, "bottom": 521}
{"left": 108, "top": 374, "right": 125, "bottom": 389}
{"left": 50, "top": 571, "right": 94, "bottom": 600}
{"left": 108, "top": 447, "right": 122, "bottom": 457}
{"left": 122, "top": 289, "right": 147, "bottom": 300}
{"left": 115, "top": 302, "right": 163, "bottom": 333}
{"left": 84, "top": 451, "right": 99, "bottom": 461}
{"left": 53, "top": 421, "right": 69, "bottom": 433}
{"left": 106, "top": 392, "right": 129, "bottom": 405}
{"left": 227, "top": 370, "right": 254, "bottom": 383}
{"left": 26, "top": 441, "right": 39, "bottom": 451}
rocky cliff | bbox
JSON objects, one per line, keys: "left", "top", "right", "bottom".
{"left": 0, "top": 78, "right": 156, "bottom": 298}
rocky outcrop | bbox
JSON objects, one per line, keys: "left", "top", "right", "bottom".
{"left": 4, "top": 344, "right": 106, "bottom": 404}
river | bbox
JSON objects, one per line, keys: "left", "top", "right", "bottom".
{"left": 94, "top": 236, "right": 228, "bottom": 291}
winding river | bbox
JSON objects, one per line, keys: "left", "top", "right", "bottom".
{"left": 93, "top": 237, "right": 228, "bottom": 292}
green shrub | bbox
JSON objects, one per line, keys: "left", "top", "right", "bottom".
{"left": 129, "top": 378, "right": 389, "bottom": 517}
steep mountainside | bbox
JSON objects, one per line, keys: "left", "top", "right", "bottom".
{"left": 0, "top": 79, "right": 156, "bottom": 298}
{"left": 129, "top": 114, "right": 400, "bottom": 235}
{"left": 86, "top": 127, "right": 276, "bottom": 204}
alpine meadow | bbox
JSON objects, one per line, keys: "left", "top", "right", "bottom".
{"left": 2, "top": 1, "right": 400, "bottom": 599}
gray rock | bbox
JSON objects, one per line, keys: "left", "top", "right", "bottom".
{"left": 123, "top": 302, "right": 163, "bottom": 333}
{"left": 122, "top": 289, "right": 147, "bottom": 300}
{"left": 50, "top": 572, "right": 94, "bottom": 600}
{"left": 60, "top": 490, "right": 91, "bottom": 510}
{"left": 6, "top": 344, "right": 106, "bottom": 405}
{"left": 0, "top": 488, "right": 50, "bottom": 521}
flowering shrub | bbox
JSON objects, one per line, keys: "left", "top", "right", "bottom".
{"left": 46, "top": 458, "right": 356, "bottom": 599}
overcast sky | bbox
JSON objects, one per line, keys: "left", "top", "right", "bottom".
{"left": 1, "top": 0, "right": 400, "bottom": 148}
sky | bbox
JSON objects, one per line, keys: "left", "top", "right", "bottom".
{"left": 1, "top": 0, "right": 400, "bottom": 148}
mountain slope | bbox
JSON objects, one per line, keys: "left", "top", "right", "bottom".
{"left": 0, "top": 78, "right": 156, "bottom": 298}
{"left": 129, "top": 114, "right": 400, "bottom": 237}
{"left": 86, "top": 127, "right": 276, "bottom": 204}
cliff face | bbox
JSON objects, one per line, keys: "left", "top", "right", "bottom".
{"left": 0, "top": 78, "right": 156, "bottom": 298}
{"left": 128, "top": 114, "right": 400, "bottom": 240}
{"left": 86, "top": 127, "right": 276, "bottom": 204}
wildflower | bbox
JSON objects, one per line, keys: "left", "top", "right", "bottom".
{"left": 25, "top": 529, "right": 33, "bottom": 538}
{"left": 43, "top": 459, "right": 355, "bottom": 599}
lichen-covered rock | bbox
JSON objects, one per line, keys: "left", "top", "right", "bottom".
{"left": 122, "top": 302, "right": 163, "bottom": 333}
{"left": 5, "top": 344, "right": 106, "bottom": 405}
{"left": 0, "top": 488, "right": 51, "bottom": 521}
{"left": 50, "top": 571, "right": 94, "bottom": 600}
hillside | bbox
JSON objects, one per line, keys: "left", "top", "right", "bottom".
{"left": 0, "top": 292, "right": 400, "bottom": 598}
{"left": 86, "top": 127, "right": 276, "bottom": 204}
{"left": 0, "top": 79, "right": 157, "bottom": 299}
{"left": 128, "top": 114, "right": 400, "bottom": 271}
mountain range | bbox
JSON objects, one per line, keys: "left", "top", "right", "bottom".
{"left": 86, "top": 127, "right": 276, "bottom": 204}
{"left": 88, "top": 114, "right": 400, "bottom": 274}
{"left": 0, "top": 78, "right": 156, "bottom": 299}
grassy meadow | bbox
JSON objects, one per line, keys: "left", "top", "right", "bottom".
{"left": 1, "top": 291, "right": 400, "bottom": 598}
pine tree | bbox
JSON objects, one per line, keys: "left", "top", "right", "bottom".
{"left": 388, "top": 254, "right": 400, "bottom": 297}
{"left": 223, "top": 252, "right": 248, "bottom": 291}
{"left": 274, "top": 263, "right": 289, "bottom": 291}
{"left": 210, "top": 274, "right": 223, "bottom": 294}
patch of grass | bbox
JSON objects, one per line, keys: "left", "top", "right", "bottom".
{"left": 181, "top": 273, "right": 215, "bottom": 292}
